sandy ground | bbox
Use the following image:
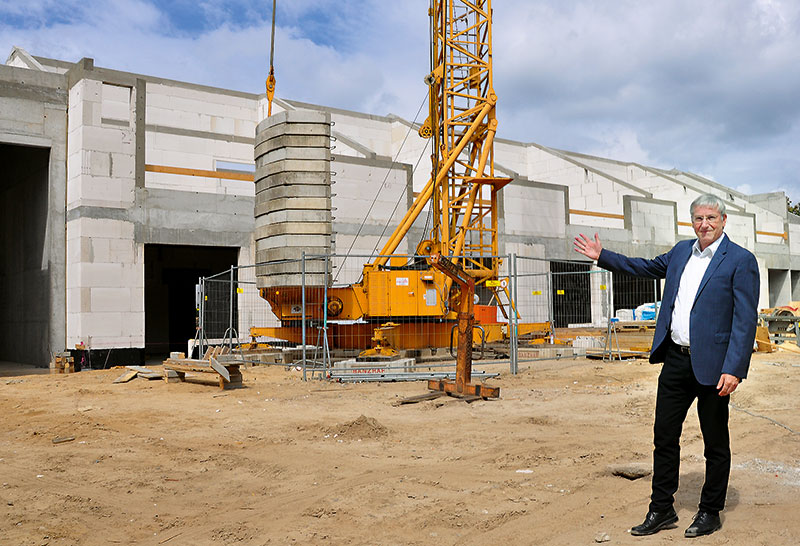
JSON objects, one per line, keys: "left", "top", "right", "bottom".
{"left": 1, "top": 352, "right": 799, "bottom": 546}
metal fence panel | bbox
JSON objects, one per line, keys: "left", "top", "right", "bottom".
{"left": 193, "top": 255, "right": 661, "bottom": 380}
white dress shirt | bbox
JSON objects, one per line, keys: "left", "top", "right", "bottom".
{"left": 670, "top": 234, "right": 726, "bottom": 346}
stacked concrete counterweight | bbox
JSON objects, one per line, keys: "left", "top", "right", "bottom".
{"left": 254, "top": 110, "right": 332, "bottom": 289}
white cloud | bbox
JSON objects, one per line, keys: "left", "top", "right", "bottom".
{"left": 1, "top": 0, "right": 798, "bottom": 198}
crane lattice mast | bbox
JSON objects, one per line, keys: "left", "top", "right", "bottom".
{"left": 374, "top": 0, "right": 508, "bottom": 283}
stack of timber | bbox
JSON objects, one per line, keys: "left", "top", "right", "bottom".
{"left": 50, "top": 352, "right": 74, "bottom": 374}
{"left": 254, "top": 110, "right": 332, "bottom": 288}
{"left": 163, "top": 346, "right": 243, "bottom": 390}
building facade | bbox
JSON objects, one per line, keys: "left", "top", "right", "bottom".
{"left": 2, "top": 47, "right": 797, "bottom": 365}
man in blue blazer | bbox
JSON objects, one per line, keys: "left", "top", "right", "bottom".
{"left": 574, "top": 194, "right": 759, "bottom": 538}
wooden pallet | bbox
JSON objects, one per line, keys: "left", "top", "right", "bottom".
{"left": 163, "top": 347, "right": 242, "bottom": 390}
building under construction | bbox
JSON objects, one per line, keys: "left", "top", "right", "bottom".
{"left": 2, "top": 43, "right": 799, "bottom": 367}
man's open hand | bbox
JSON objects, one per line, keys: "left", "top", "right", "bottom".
{"left": 574, "top": 232, "right": 603, "bottom": 261}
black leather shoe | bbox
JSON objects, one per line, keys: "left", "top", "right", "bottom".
{"left": 684, "top": 511, "right": 721, "bottom": 538}
{"left": 630, "top": 508, "right": 678, "bottom": 536}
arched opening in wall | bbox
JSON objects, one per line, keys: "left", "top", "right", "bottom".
{"left": 144, "top": 244, "right": 239, "bottom": 362}
{"left": 0, "top": 143, "right": 50, "bottom": 365}
{"left": 550, "top": 260, "right": 591, "bottom": 328}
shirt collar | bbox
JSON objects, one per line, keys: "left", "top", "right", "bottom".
{"left": 692, "top": 233, "right": 726, "bottom": 257}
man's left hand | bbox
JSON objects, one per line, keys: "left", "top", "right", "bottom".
{"left": 717, "top": 373, "right": 740, "bottom": 396}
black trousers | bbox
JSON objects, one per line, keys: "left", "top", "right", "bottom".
{"left": 649, "top": 342, "right": 731, "bottom": 514}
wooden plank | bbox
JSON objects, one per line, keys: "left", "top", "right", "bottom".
{"left": 113, "top": 370, "right": 139, "bottom": 383}
{"left": 209, "top": 357, "right": 231, "bottom": 383}
{"left": 164, "top": 358, "right": 214, "bottom": 365}
{"left": 755, "top": 326, "right": 774, "bottom": 352}
{"left": 126, "top": 365, "right": 157, "bottom": 374}
{"left": 756, "top": 229, "right": 788, "bottom": 240}
{"left": 775, "top": 341, "right": 800, "bottom": 354}
{"left": 164, "top": 363, "right": 213, "bottom": 374}
{"left": 569, "top": 209, "right": 625, "bottom": 220}
{"left": 145, "top": 163, "right": 254, "bottom": 182}
{"left": 393, "top": 392, "right": 447, "bottom": 406}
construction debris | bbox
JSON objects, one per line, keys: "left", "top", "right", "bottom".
{"left": 112, "top": 370, "right": 139, "bottom": 383}
{"left": 50, "top": 352, "right": 74, "bottom": 374}
{"left": 163, "top": 346, "right": 243, "bottom": 390}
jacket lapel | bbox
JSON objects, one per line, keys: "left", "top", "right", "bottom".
{"left": 693, "top": 235, "right": 729, "bottom": 307}
{"left": 667, "top": 242, "right": 693, "bottom": 303}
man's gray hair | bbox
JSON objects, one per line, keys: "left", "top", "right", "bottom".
{"left": 690, "top": 194, "right": 727, "bottom": 217}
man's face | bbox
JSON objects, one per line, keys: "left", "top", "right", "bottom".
{"left": 692, "top": 205, "right": 726, "bottom": 250}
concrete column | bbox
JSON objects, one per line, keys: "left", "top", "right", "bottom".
{"left": 589, "top": 266, "right": 610, "bottom": 326}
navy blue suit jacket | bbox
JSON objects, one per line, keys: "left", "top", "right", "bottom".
{"left": 597, "top": 235, "right": 759, "bottom": 385}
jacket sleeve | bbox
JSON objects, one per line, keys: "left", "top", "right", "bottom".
{"left": 722, "top": 252, "right": 760, "bottom": 379}
{"left": 596, "top": 246, "right": 673, "bottom": 280}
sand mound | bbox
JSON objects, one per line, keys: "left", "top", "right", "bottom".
{"left": 329, "top": 415, "right": 388, "bottom": 439}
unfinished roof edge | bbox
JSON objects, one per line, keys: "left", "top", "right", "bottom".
{"left": 5, "top": 47, "right": 260, "bottom": 100}
{"left": 547, "top": 144, "right": 760, "bottom": 211}
{"left": 283, "top": 98, "right": 401, "bottom": 123}
{"left": 6, "top": 46, "right": 50, "bottom": 72}
{"left": 527, "top": 142, "right": 653, "bottom": 199}
{"left": 657, "top": 168, "right": 751, "bottom": 200}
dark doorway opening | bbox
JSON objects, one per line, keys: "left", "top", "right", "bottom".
{"left": 144, "top": 245, "right": 238, "bottom": 360}
{"left": 550, "top": 261, "right": 591, "bottom": 328}
{"left": 612, "top": 272, "right": 662, "bottom": 314}
{"left": 0, "top": 144, "right": 50, "bottom": 365}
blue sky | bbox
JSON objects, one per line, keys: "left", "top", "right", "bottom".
{"left": 2, "top": 0, "right": 799, "bottom": 202}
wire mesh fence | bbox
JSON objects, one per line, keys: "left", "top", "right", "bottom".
{"left": 193, "top": 254, "right": 663, "bottom": 381}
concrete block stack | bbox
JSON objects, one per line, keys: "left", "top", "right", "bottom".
{"left": 253, "top": 110, "right": 332, "bottom": 288}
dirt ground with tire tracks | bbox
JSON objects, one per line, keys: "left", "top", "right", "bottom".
{"left": 1, "top": 351, "right": 798, "bottom": 545}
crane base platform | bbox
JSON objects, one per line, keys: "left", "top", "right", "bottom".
{"left": 427, "top": 379, "right": 499, "bottom": 399}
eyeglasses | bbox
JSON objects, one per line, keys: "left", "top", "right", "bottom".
{"left": 692, "top": 214, "right": 720, "bottom": 225}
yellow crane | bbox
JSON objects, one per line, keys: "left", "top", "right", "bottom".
{"left": 254, "top": 0, "right": 546, "bottom": 354}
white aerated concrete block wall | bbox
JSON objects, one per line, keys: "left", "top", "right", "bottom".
{"left": 67, "top": 81, "right": 136, "bottom": 209}
{"left": 749, "top": 205, "right": 787, "bottom": 245}
{"left": 494, "top": 140, "right": 528, "bottom": 174}
{"left": 66, "top": 79, "right": 142, "bottom": 349}
{"left": 628, "top": 199, "right": 676, "bottom": 246}
{"left": 503, "top": 183, "right": 566, "bottom": 238}
{"left": 145, "top": 82, "right": 257, "bottom": 196}
{"left": 789, "top": 224, "right": 800, "bottom": 255}
{"left": 392, "top": 121, "right": 431, "bottom": 193}
{"left": 724, "top": 213, "right": 756, "bottom": 251}
{"left": 332, "top": 161, "right": 409, "bottom": 254}
{"left": 332, "top": 113, "right": 392, "bottom": 158}
{"left": 526, "top": 147, "right": 638, "bottom": 229}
